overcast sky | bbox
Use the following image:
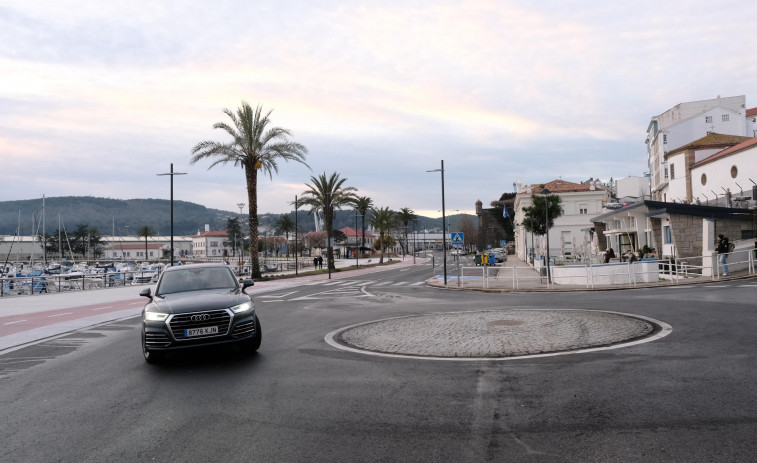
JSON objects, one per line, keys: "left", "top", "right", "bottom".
{"left": 2, "top": 1, "right": 756, "bottom": 218}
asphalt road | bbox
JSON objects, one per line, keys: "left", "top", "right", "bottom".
{"left": 1, "top": 259, "right": 756, "bottom": 462}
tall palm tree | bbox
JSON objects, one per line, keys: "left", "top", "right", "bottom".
{"left": 191, "top": 102, "right": 308, "bottom": 278}
{"left": 274, "top": 215, "right": 296, "bottom": 259}
{"left": 299, "top": 172, "right": 358, "bottom": 270}
{"left": 136, "top": 226, "right": 154, "bottom": 261}
{"left": 354, "top": 196, "right": 374, "bottom": 250}
{"left": 369, "top": 207, "right": 396, "bottom": 264}
{"left": 397, "top": 207, "right": 417, "bottom": 255}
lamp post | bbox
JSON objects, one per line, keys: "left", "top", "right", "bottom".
{"left": 354, "top": 209, "right": 360, "bottom": 269}
{"left": 540, "top": 188, "right": 551, "bottom": 284}
{"left": 427, "top": 160, "right": 447, "bottom": 286}
{"left": 158, "top": 163, "right": 187, "bottom": 267}
{"left": 294, "top": 195, "right": 299, "bottom": 276}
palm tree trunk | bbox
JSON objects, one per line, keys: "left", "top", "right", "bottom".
{"left": 379, "top": 231, "right": 385, "bottom": 264}
{"left": 246, "top": 165, "right": 261, "bottom": 278}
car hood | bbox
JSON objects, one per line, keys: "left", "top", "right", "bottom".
{"left": 151, "top": 290, "right": 250, "bottom": 314}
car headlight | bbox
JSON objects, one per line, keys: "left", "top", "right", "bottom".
{"left": 231, "top": 301, "right": 253, "bottom": 313}
{"left": 144, "top": 311, "right": 169, "bottom": 321}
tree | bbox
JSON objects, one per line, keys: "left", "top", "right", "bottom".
{"left": 224, "top": 217, "right": 243, "bottom": 257}
{"left": 458, "top": 215, "right": 477, "bottom": 252}
{"left": 369, "top": 207, "right": 396, "bottom": 264}
{"left": 191, "top": 102, "right": 309, "bottom": 278}
{"left": 397, "top": 207, "right": 417, "bottom": 255}
{"left": 521, "top": 194, "right": 563, "bottom": 236}
{"left": 137, "top": 226, "right": 155, "bottom": 261}
{"left": 299, "top": 172, "right": 358, "bottom": 270}
{"left": 354, "top": 196, "right": 374, "bottom": 249}
{"left": 274, "top": 215, "right": 295, "bottom": 258}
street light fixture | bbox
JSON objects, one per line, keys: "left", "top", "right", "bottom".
{"left": 540, "top": 187, "right": 551, "bottom": 285}
{"left": 158, "top": 163, "right": 187, "bottom": 267}
{"left": 426, "top": 160, "right": 447, "bottom": 286}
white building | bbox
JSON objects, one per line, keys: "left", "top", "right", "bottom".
{"left": 645, "top": 95, "right": 752, "bottom": 202}
{"left": 664, "top": 133, "right": 753, "bottom": 204}
{"left": 192, "top": 231, "right": 232, "bottom": 257}
{"left": 513, "top": 179, "right": 610, "bottom": 263}
{"left": 690, "top": 137, "right": 757, "bottom": 206}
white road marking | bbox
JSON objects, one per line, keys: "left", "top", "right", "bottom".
{"left": 48, "top": 312, "right": 73, "bottom": 318}
{"left": 92, "top": 306, "right": 113, "bottom": 311}
{"left": 4, "top": 320, "right": 27, "bottom": 325}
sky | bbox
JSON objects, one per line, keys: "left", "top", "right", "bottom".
{"left": 2, "top": 0, "right": 756, "bottom": 219}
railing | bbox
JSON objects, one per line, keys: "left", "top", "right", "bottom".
{"left": 0, "top": 270, "right": 159, "bottom": 297}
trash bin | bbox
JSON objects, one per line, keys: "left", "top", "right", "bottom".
{"left": 487, "top": 253, "right": 495, "bottom": 265}
{"left": 474, "top": 254, "right": 482, "bottom": 266}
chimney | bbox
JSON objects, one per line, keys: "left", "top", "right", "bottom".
{"left": 205, "top": 224, "right": 210, "bottom": 232}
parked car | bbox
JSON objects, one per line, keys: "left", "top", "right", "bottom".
{"left": 139, "top": 263, "right": 261, "bottom": 364}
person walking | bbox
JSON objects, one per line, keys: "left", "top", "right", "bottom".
{"left": 313, "top": 256, "right": 319, "bottom": 269}
{"left": 717, "top": 234, "right": 730, "bottom": 276}
{"left": 317, "top": 255, "right": 323, "bottom": 269}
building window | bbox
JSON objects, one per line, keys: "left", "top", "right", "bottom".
{"left": 731, "top": 165, "right": 738, "bottom": 178}
{"left": 705, "top": 116, "right": 712, "bottom": 123}
{"left": 670, "top": 164, "right": 675, "bottom": 180}
{"left": 663, "top": 134, "right": 667, "bottom": 144}
{"left": 701, "top": 173, "right": 707, "bottom": 185}
{"left": 722, "top": 114, "right": 730, "bottom": 122}
{"left": 663, "top": 226, "right": 672, "bottom": 244}
{"left": 579, "top": 208, "right": 588, "bottom": 214}
{"left": 664, "top": 166, "right": 669, "bottom": 179}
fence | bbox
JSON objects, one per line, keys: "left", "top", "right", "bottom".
{"left": 0, "top": 270, "right": 159, "bottom": 297}
{"left": 449, "top": 249, "right": 756, "bottom": 290}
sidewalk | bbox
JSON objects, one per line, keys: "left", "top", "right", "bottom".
{"left": 0, "top": 257, "right": 420, "bottom": 352}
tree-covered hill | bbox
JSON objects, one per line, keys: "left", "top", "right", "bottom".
{"left": 0, "top": 196, "right": 470, "bottom": 236}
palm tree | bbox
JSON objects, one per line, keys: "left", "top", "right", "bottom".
{"left": 369, "top": 207, "right": 396, "bottom": 264}
{"left": 354, "top": 196, "right": 373, "bottom": 250}
{"left": 191, "top": 102, "right": 309, "bottom": 278}
{"left": 136, "top": 226, "right": 154, "bottom": 261}
{"left": 397, "top": 207, "right": 417, "bottom": 256}
{"left": 299, "top": 172, "right": 358, "bottom": 270}
{"left": 274, "top": 215, "right": 296, "bottom": 259}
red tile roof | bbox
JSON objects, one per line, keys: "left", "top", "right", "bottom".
{"left": 746, "top": 107, "right": 757, "bottom": 117}
{"left": 339, "top": 227, "right": 376, "bottom": 238}
{"left": 665, "top": 132, "right": 752, "bottom": 159}
{"left": 526, "top": 179, "right": 595, "bottom": 194}
{"left": 691, "top": 136, "right": 757, "bottom": 168}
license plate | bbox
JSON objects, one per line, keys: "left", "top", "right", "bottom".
{"left": 184, "top": 326, "right": 218, "bottom": 337}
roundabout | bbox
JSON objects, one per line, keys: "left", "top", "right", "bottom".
{"left": 326, "top": 309, "right": 672, "bottom": 361}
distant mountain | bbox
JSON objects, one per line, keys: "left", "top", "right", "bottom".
{"left": 0, "top": 196, "right": 471, "bottom": 236}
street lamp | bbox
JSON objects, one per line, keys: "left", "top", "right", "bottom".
{"left": 426, "top": 160, "right": 447, "bottom": 286}
{"left": 158, "top": 163, "right": 187, "bottom": 267}
{"left": 541, "top": 188, "right": 551, "bottom": 284}
{"left": 355, "top": 208, "right": 360, "bottom": 269}
{"left": 294, "top": 195, "right": 299, "bottom": 276}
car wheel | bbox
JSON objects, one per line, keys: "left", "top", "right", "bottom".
{"left": 240, "top": 314, "right": 262, "bottom": 353}
{"left": 142, "top": 332, "right": 164, "bottom": 364}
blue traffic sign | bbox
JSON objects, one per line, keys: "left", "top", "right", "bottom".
{"left": 451, "top": 232, "right": 464, "bottom": 245}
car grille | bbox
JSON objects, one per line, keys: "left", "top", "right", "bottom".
{"left": 169, "top": 309, "right": 231, "bottom": 340}
{"left": 144, "top": 331, "right": 171, "bottom": 348}
{"left": 231, "top": 319, "right": 256, "bottom": 338}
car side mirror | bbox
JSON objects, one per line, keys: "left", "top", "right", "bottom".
{"left": 241, "top": 279, "right": 254, "bottom": 293}
{"left": 139, "top": 287, "right": 152, "bottom": 299}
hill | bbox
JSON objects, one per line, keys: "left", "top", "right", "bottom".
{"left": 0, "top": 196, "right": 470, "bottom": 236}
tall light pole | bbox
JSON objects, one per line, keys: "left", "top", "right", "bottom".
{"left": 294, "top": 195, "right": 299, "bottom": 276}
{"left": 541, "top": 188, "right": 551, "bottom": 284}
{"left": 158, "top": 163, "right": 187, "bottom": 267}
{"left": 427, "top": 160, "right": 447, "bottom": 286}
{"left": 355, "top": 208, "right": 360, "bottom": 269}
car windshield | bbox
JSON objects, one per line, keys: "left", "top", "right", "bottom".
{"left": 157, "top": 267, "right": 237, "bottom": 295}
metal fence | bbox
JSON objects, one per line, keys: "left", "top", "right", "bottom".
{"left": 0, "top": 270, "right": 158, "bottom": 297}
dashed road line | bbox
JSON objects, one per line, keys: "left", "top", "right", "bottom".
{"left": 48, "top": 312, "right": 73, "bottom": 318}
{"left": 92, "top": 306, "right": 113, "bottom": 311}
{"left": 3, "top": 320, "right": 27, "bottom": 326}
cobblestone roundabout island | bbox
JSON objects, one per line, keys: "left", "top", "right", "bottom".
{"left": 331, "top": 309, "right": 662, "bottom": 359}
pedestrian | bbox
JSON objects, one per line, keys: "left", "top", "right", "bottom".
{"left": 317, "top": 255, "right": 323, "bottom": 269}
{"left": 313, "top": 256, "right": 318, "bottom": 269}
{"left": 717, "top": 234, "right": 730, "bottom": 276}
{"left": 604, "top": 248, "right": 615, "bottom": 264}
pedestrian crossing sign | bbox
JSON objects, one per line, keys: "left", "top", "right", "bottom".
{"left": 451, "top": 232, "right": 464, "bottom": 245}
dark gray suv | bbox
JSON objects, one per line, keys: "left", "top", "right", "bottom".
{"left": 139, "top": 263, "right": 261, "bottom": 364}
